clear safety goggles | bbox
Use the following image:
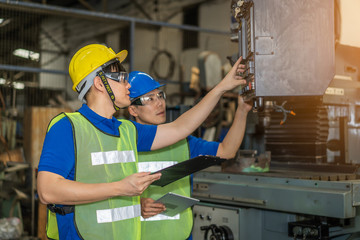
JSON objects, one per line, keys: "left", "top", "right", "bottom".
{"left": 131, "top": 90, "right": 166, "bottom": 106}
{"left": 103, "top": 71, "right": 129, "bottom": 84}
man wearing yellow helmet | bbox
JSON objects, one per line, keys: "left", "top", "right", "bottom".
{"left": 127, "top": 71, "right": 252, "bottom": 240}
{"left": 37, "top": 43, "right": 246, "bottom": 240}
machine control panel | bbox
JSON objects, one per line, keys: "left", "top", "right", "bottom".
{"left": 288, "top": 221, "right": 329, "bottom": 240}
{"left": 192, "top": 204, "right": 239, "bottom": 240}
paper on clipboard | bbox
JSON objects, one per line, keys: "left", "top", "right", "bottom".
{"left": 155, "top": 192, "right": 199, "bottom": 217}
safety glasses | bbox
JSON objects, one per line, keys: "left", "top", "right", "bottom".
{"left": 131, "top": 91, "right": 166, "bottom": 106}
{"left": 103, "top": 71, "right": 129, "bottom": 84}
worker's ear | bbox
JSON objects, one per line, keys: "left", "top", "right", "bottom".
{"left": 128, "top": 105, "right": 139, "bottom": 117}
{"left": 93, "top": 76, "right": 104, "bottom": 91}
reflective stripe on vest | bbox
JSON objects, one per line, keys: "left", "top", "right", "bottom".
{"left": 140, "top": 214, "right": 180, "bottom": 221}
{"left": 91, "top": 150, "right": 136, "bottom": 165}
{"left": 138, "top": 161, "right": 177, "bottom": 172}
{"left": 138, "top": 139, "right": 193, "bottom": 240}
{"left": 97, "top": 204, "right": 141, "bottom": 223}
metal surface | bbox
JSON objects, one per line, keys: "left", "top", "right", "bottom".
{"left": 233, "top": 0, "right": 335, "bottom": 97}
{"left": 193, "top": 171, "right": 360, "bottom": 219}
{"left": 209, "top": 1, "right": 359, "bottom": 239}
{"left": 193, "top": 203, "right": 240, "bottom": 240}
{"left": 253, "top": 0, "right": 335, "bottom": 97}
{"left": 193, "top": 200, "right": 360, "bottom": 240}
{"left": 264, "top": 98, "right": 329, "bottom": 163}
{"left": 0, "top": 64, "right": 67, "bottom": 75}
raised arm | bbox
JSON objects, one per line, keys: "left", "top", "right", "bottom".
{"left": 37, "top": 171, "right": 161, "bottom": 205}
{"left": 151, "top": 57, "right": 246, "bottom": 150}
{"left": 216, "top": 95, "right": 252, "bottom": 159}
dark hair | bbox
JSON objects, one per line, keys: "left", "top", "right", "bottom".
{"left": 103, "top": 60, "right": 126, "bottom": 73}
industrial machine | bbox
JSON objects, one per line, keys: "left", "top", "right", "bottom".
{"left": 192, "top": 0, "right": 360, "bottom": 239}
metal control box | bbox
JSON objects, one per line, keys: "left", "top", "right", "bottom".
{"left": 192, "top": 204, "right": 240, "bottom": 240}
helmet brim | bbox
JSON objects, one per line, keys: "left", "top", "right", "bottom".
{"left": 115, "top": 50, "right": 128, "bottom": 63}
{"left": 130, "top": 83, "right": 165, "bottom": 100}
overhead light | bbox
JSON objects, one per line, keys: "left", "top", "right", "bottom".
{"left": 0, "top": 78, "right": 6, "bottom": 85}
{"left": 13, "top": 82, "right": 25, "bottom": 90}
{"left": 13, "top": 48, "right": 40, "bottom": 61}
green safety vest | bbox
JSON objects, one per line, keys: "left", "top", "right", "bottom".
{"left": 46, "top": 113, "right": 67, "bottom": 240}
{"left": 46, "top": 112, "right": 141, "bottom": 240}
{"left": 138, "top": 139, "right": 193, "bottom": 240}
{"left": 46, "top": 210, "right": 58, "bottom": 240}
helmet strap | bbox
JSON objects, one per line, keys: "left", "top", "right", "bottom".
{"left": 97, "top": 70, "right": 120, "bottom": 111}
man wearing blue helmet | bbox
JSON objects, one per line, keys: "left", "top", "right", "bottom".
{"left": 127, "top": 71, "right": 252, "bottom": 240}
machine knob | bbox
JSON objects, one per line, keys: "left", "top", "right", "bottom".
{"left": 200, "top": 214, "right": 205, "bottom": 220}
{"left": 207, "top": 215, "right": 212, "bottom": 221}
{"left": 202, "top": 224, "right": 234, "bottom": 240}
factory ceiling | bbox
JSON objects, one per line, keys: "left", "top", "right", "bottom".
{"left": 16, "top": 0, "right": 214, "bottom": 21}
{"left": 0, "top": 0, "right": 216, "bottom": 87}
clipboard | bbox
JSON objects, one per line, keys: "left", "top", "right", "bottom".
{"left": 151, "top": 155, "right": 226, "bottom": 187}
{"left": 155, "top": 192, "right": 199, "bottom": 217}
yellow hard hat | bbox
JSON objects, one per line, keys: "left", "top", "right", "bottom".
{"left": 69, "top": 44, "right": 128, "bottom": 92}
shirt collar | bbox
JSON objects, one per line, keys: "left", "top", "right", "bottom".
{"left": 78, "top": 104, "right": 122, "bottom": 132}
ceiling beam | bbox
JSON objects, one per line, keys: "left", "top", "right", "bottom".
{"left": 102, "top": 0, "right": 107, "bottom": 12}
{"left": 0, "top": 0, "right": 228, "bottom": 35}
{"left": 132, "top": 0, "right": 153, "bottom": 20}
{"left": 77, "top": 0, "right": 96, "bottom": 11}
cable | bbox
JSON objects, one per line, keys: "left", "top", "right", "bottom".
{"left": 149, "top": 50, "right": 175, "bottom": 80}
{"left": 273, "top": 100, "right": 296, "bottom": 125}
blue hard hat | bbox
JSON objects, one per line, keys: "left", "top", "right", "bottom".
{"left": 129, "top": 71, "right": 165, "bottom": 99}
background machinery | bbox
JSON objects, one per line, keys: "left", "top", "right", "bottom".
{"left": 192, "top": 1, "right": 360, "bottom": 239}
